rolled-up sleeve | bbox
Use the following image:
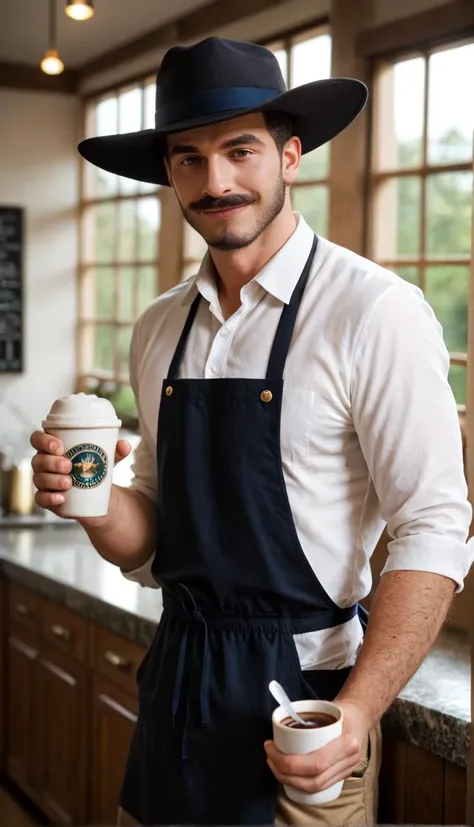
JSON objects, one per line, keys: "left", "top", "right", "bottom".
{"left": 351, "top": 282, "right": 474, "bottom": 592}
{"left": 121, "top": 319, "right": 159, "bottom": 589}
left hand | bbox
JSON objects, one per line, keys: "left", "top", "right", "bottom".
{"left": 264, "top": 699, "right": 370, "bottom": 795}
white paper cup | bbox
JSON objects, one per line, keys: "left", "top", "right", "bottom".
{"left": 272, "top": 699, "right": 343, "bottom": 806}
{"left": 42, "top": 393, "right": 121, "bottom": 519}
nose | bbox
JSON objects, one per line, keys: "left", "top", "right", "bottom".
{"left": 202, "top": 155, "right": 233, "bottom": 199}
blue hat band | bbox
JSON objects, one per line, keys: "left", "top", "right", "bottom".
{"left": 156, "top": 86, "right": 281, "bottom": 128}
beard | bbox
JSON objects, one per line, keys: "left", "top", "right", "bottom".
{"left": 179, "top": 172, "right": 287, "bottom": 251}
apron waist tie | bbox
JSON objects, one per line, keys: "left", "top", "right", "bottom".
{"left": 171, "top": 583, "right": 211, "bottom": 732}
{"left": 165, "top": 585, "right": 359, "bottom": 760}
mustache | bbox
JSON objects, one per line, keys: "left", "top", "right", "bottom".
{"left": 189, "top": 193, "right": 258, "bottom": 211}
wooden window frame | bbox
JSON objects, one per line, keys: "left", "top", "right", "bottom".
{"left": 368, "top": 38, "right": 474, "bottom": 413}
{"left": 77, "top": 78, "right": 164, "bottom": 428}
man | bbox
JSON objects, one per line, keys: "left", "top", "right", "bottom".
{"left": 30, "top": 37, "right": 473, "bottom": 827}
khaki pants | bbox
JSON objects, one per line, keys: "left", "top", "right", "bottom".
{"left": 118, "top": 725, "right": 382, "bottom": 827}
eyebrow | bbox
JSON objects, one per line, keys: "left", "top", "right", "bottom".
{"left": 169, "top": 133, "right": 265, "bottom": 157}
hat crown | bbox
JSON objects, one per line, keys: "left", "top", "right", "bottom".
{"left": 156, "top": 37, "right": 287, "bottom": 109}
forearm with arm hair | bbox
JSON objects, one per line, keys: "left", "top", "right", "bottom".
{"left": 79, "top": 484, "right": 156, "bottom": 571}
{"left": 336, "top": 570, "right": 456, "bottom": 728}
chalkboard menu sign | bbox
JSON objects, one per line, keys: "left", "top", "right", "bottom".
{"left": 0, "top": 206, "right": 23, "bottom": 373}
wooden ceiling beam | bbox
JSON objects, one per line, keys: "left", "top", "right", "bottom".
{"left": 357, "top": 0, "right": 474, "bottom": 59}
{"left": 78, "top": 0, "right": 285, "bottom": 81}
{"left": 0, "top": 62, "right": 79, "bottom": 94}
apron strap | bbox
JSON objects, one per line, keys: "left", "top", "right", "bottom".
{"left": 166, "top": 234, "right": 318, "bottom": 381}
{"left": 265, "top": 234, "right": 318, "bottom": 380}
{"left": 167, "top": 291, "right": 201, "bottom": 380}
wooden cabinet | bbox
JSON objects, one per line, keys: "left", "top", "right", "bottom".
{"left": 90, "top": 674, "right": 138, "bottom": 826}
{"left": 2, "top": 580, "right": 145, "bottom": 826}
{"left": 6, "top": 624, "right": 40, "bottom": 798}
{"left": 36, "top": 644, "right": 87, "bottom": 825}
{"left": 2, "top": 578, "right": 468, "bottom": 826}
{"left": 379, "top": 734, "right": 467, "bottom": 825}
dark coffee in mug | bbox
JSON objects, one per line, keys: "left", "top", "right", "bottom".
{"left": 282, "top": 711, "right": 337, "bottom": 730}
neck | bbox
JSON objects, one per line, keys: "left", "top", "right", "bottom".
{"left": 209, "top": 206, "right": 297, "bottom": 316}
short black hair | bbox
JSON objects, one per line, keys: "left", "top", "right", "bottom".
{"left": 263, "top": 111, "right": 294, "bottom": 155}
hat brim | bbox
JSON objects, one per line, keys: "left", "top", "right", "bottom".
{"left": 78, "top": 77, "right": 368, "bottom": 187}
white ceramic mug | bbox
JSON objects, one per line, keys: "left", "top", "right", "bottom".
{"left": 272, "top": 699, "right": 343, "bottom": 806}
{"left": 42, "top": 393, "right": 121, "bottom": 519}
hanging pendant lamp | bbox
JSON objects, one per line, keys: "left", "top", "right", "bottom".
{"left": 41, "top": 0, "right": 64, "bottom": 75}
{"left": 65, "top": 0, "right": 94, "bottom": 20}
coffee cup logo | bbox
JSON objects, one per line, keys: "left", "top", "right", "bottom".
{"left": 65, "top": 443, "right": 108, "bottom": 489}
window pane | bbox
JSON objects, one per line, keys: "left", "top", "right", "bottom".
{"left": 394, "top": 266, "right": 420, "bottom": 285}
{"left": 107, "top": 384, "right": 137, "bottom": 419}
{"left": 118, "top": 88, "right": 142, "bottom": 195}
{"left": 425, "top": 266, "right": 469, "bottom": 352}
{"left": 95, "top": 268, "right": 115, "bottom": 319}
{"left": 137, "top": 266, "right": 158, "bottom": 314}
{"left": 138, "top": 198, "right": 161, "bottom": 260}
{"left": 297, "top": 145, "right": 329, "bottom": 181}
{"left": 426, "top": 172, "right": 472, "bottom": 256}
{"left": 117, "top": 201, "right": 136, "bottom": 262}
{"left": 372, "top": 176, "right": 421, "bottom": 259}
{"left": 95, "top": 202, "right": 116, "bottom": 263}
{"left": 89, "top": 97, "right": 119, "bottom": 198}
{"left": 428, "top": 44, "right": 474, "bottom": 165}
{"left": 119, "top": 88, "right": 142, "bottom": 134}
{"left": 181, "top": 261, "right": 200, "bottom": 283}
{"left": 144, "top": 83, "right": 156, "bottom": 129}
{"left": 118, "top": 267, "right": 135, "bottom": 322}
{"left": 374, "top": 58, "right": 425, "bottom": 171}
{"left": 272, "top": 49, "right": 288, "bottom": 85}
{"left": 292, "top": 185, "right": 329, "bottom": 236}
{"left": 184, "top": 225, "right": 207, "bottom": 260}
{"left": 449, "top": 364, "right": 466, "bottom": 406}
{"left": 291, "top": 34, "right": 331, "bottom": 87}
{"left": 94, "top": 324, "right": 115, "bottom": 372}
{"left": 96, "top": 96, "right": 118, "bottom": 135}
{"left": 118, "top": 326, "right": 133, "bottom": 376}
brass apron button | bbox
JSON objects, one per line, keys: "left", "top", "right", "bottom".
{"left": 260, "top": 390, "right": 273, "bottom": 403}
{"left": 165, "top": 385, "right": 173, "bottom": 397}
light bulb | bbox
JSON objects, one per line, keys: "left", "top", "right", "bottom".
{"left": 40, "top": 48, "right": 65, "bottom": 75}
{"left": 65, "top": 0, "right": 94, "bottom": 20}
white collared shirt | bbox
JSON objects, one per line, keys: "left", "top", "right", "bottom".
{"left": 123, "top": 214, "right": 473, "bottom": 670}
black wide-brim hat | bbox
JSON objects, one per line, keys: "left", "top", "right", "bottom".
{"left": 78, "top": 37, "right": 368, "bottom": 187}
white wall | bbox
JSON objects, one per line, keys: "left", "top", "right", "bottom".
{"left": 0, "top": 89, "right": 80, "bottom": 453}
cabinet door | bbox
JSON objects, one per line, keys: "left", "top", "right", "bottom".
{"left": 6, "top": 625, "right": 39, "bottom": 799}
{"left": 36, "top": 644, "right": 87, "bottom": 825}
{"left": 90, "top": 673, "right": 138, "bottom": 826}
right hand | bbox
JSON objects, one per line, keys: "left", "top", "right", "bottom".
{"left": 30, "top": 431, "right": 131, "bottom": 515}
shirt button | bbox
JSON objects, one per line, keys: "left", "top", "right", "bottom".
{"left": 220, "top": 328, "right": 229, "bottom": 338}
{"left": 211, "top": 364, "right": 219, "bottom": 374}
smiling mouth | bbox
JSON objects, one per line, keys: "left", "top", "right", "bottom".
{"left": 202, "top": 204, "right": 249, "bottom": 217}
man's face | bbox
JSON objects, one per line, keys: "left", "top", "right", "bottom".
{"left": 165, "top": 113, "right": 295, "bottom": 251}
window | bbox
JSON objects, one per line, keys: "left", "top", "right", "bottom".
{"left": 79, "top": 79, "right": 162, "bottom": 425}
{"left": 182, "top": 25, "right": 332, "bottom": 280}
{"left": 370, "top": 41, "right": 474, "bottom": 407}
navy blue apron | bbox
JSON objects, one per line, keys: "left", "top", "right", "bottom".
{"left": 121, "top": 235, "right": 360, "bottom": 825}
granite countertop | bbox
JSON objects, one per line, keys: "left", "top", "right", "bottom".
{"left": 0, "top": 523, "right": 470, "bottom": 768}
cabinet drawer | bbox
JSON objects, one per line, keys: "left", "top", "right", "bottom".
{"left": 91, "top": 626, "right": 146, "bottom": 697}
{"left": 41, "top": 599, "right": 87, "bottom": 663}
{"left": 8, "top": 583, "right": 40, "bottom": 635}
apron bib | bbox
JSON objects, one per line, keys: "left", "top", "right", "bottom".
{"left": 121, "top": 236, "right": 360, "bottom": 825}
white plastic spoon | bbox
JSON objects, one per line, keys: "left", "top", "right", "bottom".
{"left": 268, "top": 680, "right": 313, "bottom": 727}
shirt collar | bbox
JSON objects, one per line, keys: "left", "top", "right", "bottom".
{"left": 180, "top": 213, "right": 315, "bottom": 307}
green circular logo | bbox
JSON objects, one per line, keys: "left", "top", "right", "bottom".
{"left": 65, "top": 443, "right": 108, "bottom": 489}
